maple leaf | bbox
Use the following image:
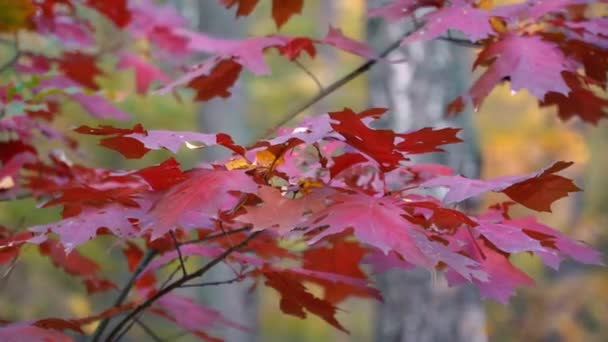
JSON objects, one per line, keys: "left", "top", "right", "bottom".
{"left": 39, "top": 239, "right": 117, "bottom": 294}
{"left": 29, "top": 203, "right": 148, "bottom": 249}
{"left": 85, "top": 0, "right": 131, "bottom": 27}
{"left": 302, "top": 239, "right": 381, "bottom": 303}
{"left": 277, "top": 37, "right": 316, "bottom": 60}
{"left": 304, "top": 193, "right": 485, "bottom": 281}
{"left": 153, "top": 294, "right": 247, "bottom": 339}
{"left": 402, "top": 0, "right": 494, "bottom": 44}
{"left": 329, "top": 108, "right": 403, "bottom": 171}
{"left": 221, "top": 0, "right": 260, "bottom": 17}
{"left": 237, "top": 186, "right": 327, "bottom": 233}
{"left": 58, "top": 52, "right": 103, "bottom": 91}
{"left": 396, "top": 127, "right": 462, "bottom": 154}
{"left": 75, "top": 123, "right": 149, "bottom": 159}
{"left": 323, "top": 26, "right": 376, "bottom": 59}
{"left": 263, "top": 269, "right": 347, "bottom": 332}
{"left": 188, "top": 58, "right": 243, "bottom": 101}
{"left": 146, "top": 168, "right": 258, "bottom": 238}
{"left": 448, "top": 242, "right": 535, "bottom": 303}
{"left": 502, "top": 161, "right": 580, "bottom": 212}
{"left": 424, "top": 161, "right": 579, "bottom": 212}
{"left": 467, "top": 34, "right": 575, "bottom": 107}
{"left": 117, "top": 53, "right": 170, "bottom": 94}
{"left": 272, "top": 0, "right": 303, "bottom": 28}
{"left": 134, "top": 158, "right": 187, "bottom": 191}
{"left": 368, "top": 0, "right": 442, "bottom": 22}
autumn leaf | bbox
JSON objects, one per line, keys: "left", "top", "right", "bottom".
{"left": 188, "top": 58, "right": 243, "bottom": 101}
{"left": 58, "top": 52, "right": 104, "bottom": 91}
{"left": 0, "top": 0, "right": 35, "bottom": 32}
{"left": 272, "top": 0, "right": 304, "bottom": 28}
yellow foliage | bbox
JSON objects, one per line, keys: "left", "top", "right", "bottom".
{"left": 0, "top": 0, "right": 35, "bottom": 33}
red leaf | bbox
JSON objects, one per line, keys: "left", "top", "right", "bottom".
{"left": 329, "top": 152, "right": 369, "bottom": 178}
{"left": 329, "top": 108, "right": 403, "bottom": 171}
{"left": 122, "top": 241, "right": 143, "bottom": 272}
{"left": 502, "top": 161, "right": 580, "bottom": 212}
{"left": 397, "top": 127, "right": 462, "bottom": 154}
{"left": 58, "top": 52, "right": 103, "bottom": 90}
{"left": 135, "top": 158, "right": 186, "bottom": 191}
{"left": 272, "top": 0, "right": 303, "bottom": 28}
{"left": 117, "top": 53, "right": 170, "bottom": 94}
{"left": 221, "top": 0, "right": 260, "bottom": 17}
{"left": 424, "top": 161, "right": 580, "bottom": 211}
{"left": 303, "top": 239, "right": 380, "bottom": 303}
{"left": 188, "top": 59, "right": 243, "bottom": 101}
{"left": 402, "top": 1, "right": 494, "bottom": 43}
{"left": 237, "top": 186, "right": 326, "bottom": 234}
{"left": 263, "top": 270, "right": 347, "bottom": 332}
{"left": 85, "top": 0, "right": 131, "bottom": 27}
{"left": 147, "top": 168, "right": 258, "bottom": 238}
{"left": 277, "top": 37, "right": 316, "bottom": 60}
{"left": 468, "top": 34, "right": 575, "bottom": 107}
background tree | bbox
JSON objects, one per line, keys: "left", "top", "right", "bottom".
{"left": 0, "top": 1, "right": 605, "bottom": 341}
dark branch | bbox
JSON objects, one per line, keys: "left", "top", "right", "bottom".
{"left": 257, "top": 26, "right": 419, "bottom": 141}
{"left": 90, "top": 249, "right": 156, "bottom": 341}
{"left": 294, "top": 59, "right": 324, "bottom": 92}
{"left": 104, "top": 231, "right": 262, "bottom": 342}
{"left": 180, "top": 276, "right": 243, "bottom": 288}
{"left": 170, "top": 231, "right": 187, "bottom": 277}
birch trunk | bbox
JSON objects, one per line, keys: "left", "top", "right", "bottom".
{"left": 194, "top": 2, "right": 257, "bottom": 342}
{"left": 368, "top": 18, "right": 487, "bottom": 342}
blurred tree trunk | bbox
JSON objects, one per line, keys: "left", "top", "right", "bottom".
{"left": 367, "top": 16, "right": 487, "bottom": 342}
{"left": 193, "top": 2, "right": 257, "bottom": 342}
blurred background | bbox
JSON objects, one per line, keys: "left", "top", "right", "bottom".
{"left": 0, "top": 0, "right": 606, "bottom": 341}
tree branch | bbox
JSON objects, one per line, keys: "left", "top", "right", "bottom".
{"left": 170, "top": 231, "right": 187, "bottom": 277}
{"left": 103, "top": 231, "right": 262, "bottom": 342}
{"left": 90, "top": 249, "right": 157, "bottom": 341}
{"left": 180, "top": 276, "right": 243, "bottom": 288}
{"left": 257, "top": 27, "right": 418, "bottom": 141}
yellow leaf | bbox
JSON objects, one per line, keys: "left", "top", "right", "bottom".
{"left": 476, "top": 0, "right": 494, "bottom": 10}
{"left": 225, "top": 157, "right": 252, "bottom": 170}
{"left": 255, "top": 150, "right": 283, "bottom": 168}
{"left": 490, "top": 17, "right": 508, "bottom": 34}
{"left": 0, "top": 0, "right": 35, "bottom": 33}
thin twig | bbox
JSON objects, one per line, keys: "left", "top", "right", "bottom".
{"left": 135, "top": 319, "right": 163, "bottom": 342}
{"left": 257, "top": 27, "right": 416, "bottom": 141}
{"left": 170, "top": 231, "right": 187, "bottom": 277}
{"left": 90, "top": 249, "right": 156, "bottom": 342}
{"left": 437, "top": 36, "right": 482, "bottom": 48}
{"left": 180, "top": 276, "right": 243, "bottom": 288}
{"left": 104, "top": 231, "right": 262, "bottom": 342}
{"left": 293, "top": 59, "right": 323, "bottom": 92}
{"left": 178, "top": 226, "right": 251, "bottom": 247}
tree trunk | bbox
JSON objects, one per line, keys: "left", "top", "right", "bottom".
{"left": 194, "top": 2, "right": 257, "bottom": 342}
{"left": 368, "top": 17, "right": 487, "bottom": 342}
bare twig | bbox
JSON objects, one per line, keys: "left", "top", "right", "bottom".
{"left": 257, "top": 27, "right": 416, "bottom": 141}
{"left": 437, "top": 36, "right": 482, "bottom": 48}
{"left": 90, "top": 249, "right": 156, "bottom": 342}
{"left": 104, "top": 231, "right": 262, "bottom": 342}
{"left": 135, "top": 319, "right": 163, "bottom": 342}
{"left": 294, "top": 59, "right": 324, "bottom": 92}
{"left": 170, "top": 231, "right": 187, "bottom": 277}
{"left": 180, "top": 276, "right": 243, "bottom": 288}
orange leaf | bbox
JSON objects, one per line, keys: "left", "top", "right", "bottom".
{"left": 272, "top": 0, "right": 303, "bottom": 28}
